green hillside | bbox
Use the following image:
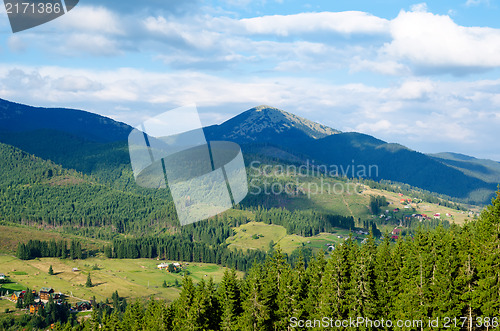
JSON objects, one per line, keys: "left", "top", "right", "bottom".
{"left": 0, "top": 142, "right": 178, "bottom": 238}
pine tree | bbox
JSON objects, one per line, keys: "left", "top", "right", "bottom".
{"left": 206, "top": 277, "right": 221, "bottom": 331}
{"left": 143, "top": 299, "right": 168, "bottom": 331}
{"left": 86, "top": 273, "right": 93, "bottom": 287}
{"left": 473, "top": 191, "right": 500, "bottom": 321}
{"left": 48, "top": 265, "right": 54, "bottom": 275}
{"left": 122, "top": 300, "right": 145, "bottom": 331}
{"left": 429, "top": 225, "right": 462, "bottom": 323}
{"left": 456, "top": 223, "right": 479, "bottom": 331}
{"left": 187, "top": 279, "right": 211, "bottom": 330}
{"left": 172, "top": 276, "right": 196, "bottom": 330}
{"left": 23, "top": 288, "right": 35, "bottom": 308}
{"left": 302, "top": 252, "right": 327, "bottom": 318}
{"left": 218, "top": 269, "right": 241, "bottom": 331}
{"left": 16, "top": 297, "right": 23, "bottom": 309}
{"left": 351, "top": 233, "right": 378, "bottom": 326}
{"left": 239, "top": 263, "right": 271, "bottom": 330}
{"left": 374, "top": 233, "right": 393, "bottom": 320}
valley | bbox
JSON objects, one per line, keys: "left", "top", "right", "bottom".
{"left": 0, "top": 98, "right": 496, "bottom": 329}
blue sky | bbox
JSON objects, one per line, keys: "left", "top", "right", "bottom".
{"left": 1, "top": 0, "right": 500, "bottom": 159}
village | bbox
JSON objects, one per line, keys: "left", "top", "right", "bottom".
{"left": 0, "top": 259, "right": 188, "bottom": 318}
{"left": 5, "top": 286, "right": 92, "bottom": 314}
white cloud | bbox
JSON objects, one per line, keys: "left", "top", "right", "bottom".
{"left": 56, "top": 6, "right": 123, "bottom": 35}
{"left": 4, "top": 5, "right": 500, "bottom": 77}
{"left": 3, "top": 4, "right": 500, "bottom": 158}
{"left": 383, "top": 10, "right": 500, "bottom": 73}
{"left": 356, "top": 119, "right": 393, "bottom": 132}
{"left": 7, "top": 35, "right": 26, "bottom": 52}
{"left": 350, "top": 59, "right": 409, "bottom": 75}
{"left": 240, "top": 11, "right": 390, "bottom": 36}
{"left": 51, "top": 75, "right": 102, "bottom": 92}
{"left": 465, "top": 0, "right": 489, "bottom": 6}
{"left": 395, "top": 80, "right": 434, "bottom": 100}
{"left": 143, "top": 16, "right": 223, "bottom": 50}
{"left": 410, "top": 3, "right": 428, "bottom": 12}
{"left": 63, "top": 34, "right": 121, "bottom": 56}
{"left": 1, "top": 64, "right": 500, "bottom": 158}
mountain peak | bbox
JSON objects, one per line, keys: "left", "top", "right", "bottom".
{"left": 253, "top": 105, "right": 274, "bottom": 111}
{"left": 211, "top": 105, "right": 339, "bottom": 143}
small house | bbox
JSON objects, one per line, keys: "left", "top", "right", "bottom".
{"left": 157, "top": 263, "right": 169, "bottom": 270}
{"left": 39, "top": 287, "right": 54, "bottom": 301}
{"left": 392, "top": 228, "right": 402, "bottom": 236}
{"left": 29, "top": 302, "right": 44, "bottom": 314}
{"left": 72, "top": 267, "right": 80, "bottom": 272}
{"left": 75, "top": 301, "right": 92, "bottom": 311}
{"left": 11, "top": 290, "right": 26, "bottom": 301}
{"left": 0, "top": 273, "right": 5, "bottom": 280}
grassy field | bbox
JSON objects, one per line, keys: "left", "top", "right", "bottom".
{"left": 0, "top": 299, "right": 16, "bottom": 313}
{"left": 0, "top": 255, "right": 243, "bottom": 304}
{"left": 226, "top": 221, "right": 366, "bottom": 254}
{"left": 276, "top": 230, "right": 361, "bottom": 253}
{"left": 361, "top": 187, "right": 473, "bottom": 226}
{"left": 255, "top": 176, "right": 372, "bottom": 219}
{"left": 0, "top": 222, "right": 107, "bottom": 254}
{"left": 226, "top": 222, "right": 287, "bottom": 252}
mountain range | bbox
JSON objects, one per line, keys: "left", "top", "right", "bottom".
{"left": 0, "top": 98, "right": 498, "bottom": 204}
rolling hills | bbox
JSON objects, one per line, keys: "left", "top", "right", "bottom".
{"left": 0, "top": 98, "right": 497, "bottom": 203}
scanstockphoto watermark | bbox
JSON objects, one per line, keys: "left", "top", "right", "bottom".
{"left": 290, "top": 316, "right": 500, "bottom": 329}
{"left": 289, "top": 317, "right": 423, "bottom": 329}
{"left": 248, "top": 160, "right": 378, "bottom": 198}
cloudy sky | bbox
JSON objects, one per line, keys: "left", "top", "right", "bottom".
{"left": 1, "top": 0, "right": 500, "bottom": 159}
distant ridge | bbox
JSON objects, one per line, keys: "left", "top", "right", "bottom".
{"left": 429, "top": 152, "right": 500, "bottom": 184}
{"left": 0, "top": 98, "right": 132, "bottom": 143}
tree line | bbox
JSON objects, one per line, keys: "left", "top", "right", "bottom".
{"left": 16, "top": 239, "right": 84, "bottom": 260}
{"left": 253, "top": 207, "right": 357, "bottom": 237}
{"left": 104, "top": 236, "right": 266, "bottom": 272}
